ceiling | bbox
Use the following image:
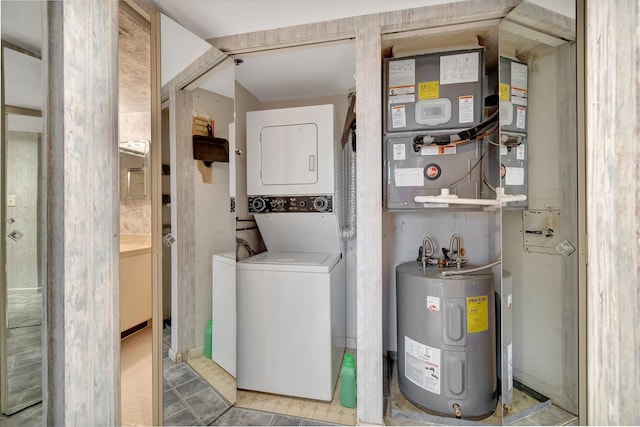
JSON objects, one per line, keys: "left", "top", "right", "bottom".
{"left": 152, "top": 0, "right": 464, "bottom": 40}
{"left": 157, "top": 1, "right": 461, "bottom": 103}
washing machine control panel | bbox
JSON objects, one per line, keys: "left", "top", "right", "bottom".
{"left": 248, "top": 195, "right": 333, "bottom": 213}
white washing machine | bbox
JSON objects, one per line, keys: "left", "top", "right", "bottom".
{"left": 237, "top": 251, "right": 345, "bottom": 401}
{"left": 212, "top": 252, "right": 236, "bottom": 377}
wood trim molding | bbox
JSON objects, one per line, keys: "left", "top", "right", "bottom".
{"left": 207, "top": 0, "right": 519, "bottom": 54}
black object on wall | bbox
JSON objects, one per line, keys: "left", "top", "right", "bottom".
{"left": 193, "top": 123, "right": 229, "bottom": 165}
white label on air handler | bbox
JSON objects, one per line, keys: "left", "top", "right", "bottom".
{"left": 393, "top": 143, "right": 406, "bottom": 161}
{"left": 440, "top": 52, "right": 479, "bottom": 85}
{"left": 459, "top": 95, "right": 474, "bottom": 124}
{"left": 421, "top": 145, "right": 456, "bottom": 155}
{"left": 516, "top": 106, "right": 526, "bottom": 129}
{"left": 389, "top": 59, "right": 416, "bottom": 104}
{"left": 405, "top": 336, "right": 441, "bottom": 394}
{"left": 394, "top": 168, "right": 423, "bottom": 187}
{"left": 392, "top": 105, "right": 407, "bottom": 128}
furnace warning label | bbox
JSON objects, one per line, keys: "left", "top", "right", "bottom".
{"left": 467, "top": 295, "right": 489, "bottom": 333}
{"left": 404, "top": 336, "right": 441, "bottom": 394}
{"left": 418, "top": 81, "right": 439, "bottom": 100}
{"left": 389, "top": 59, "right": 416, "bottom": 104}
{"left": 421, "top": 145, "right": 456, "bottom": 155}
{"left": 459, "top": 95, "right": 474, "bottom": 124}
{"left": 500, "top": 83, "right": 510, "bottom": 101}
{"left": 510, "top": 61, "right": 528, "bottom": 106}
{"left": 516, "top": 107, "right": 526, "bottom": 129}
{"left": 392, "top": 105, "right": 407, "bottom": 128}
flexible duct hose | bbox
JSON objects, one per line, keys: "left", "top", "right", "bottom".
{"left": 341, "top": 131, "right": 356, "bottom": 240}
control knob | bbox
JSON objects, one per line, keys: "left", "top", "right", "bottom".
{"left": 313, "top": 196, "right": 329, "bottom": 212}
{"left": 251, "top": 197, "right": 266, "bottom": 213}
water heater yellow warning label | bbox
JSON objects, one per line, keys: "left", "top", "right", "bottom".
{"left": 467, "top": 295, "right": 489, "bottom": 333}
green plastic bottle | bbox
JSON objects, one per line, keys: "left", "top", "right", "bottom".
{"left": 340, "top": 352, "right": 357, "bottom": 408}
{"left": 204, "top": 320, "right": 212, "bottom": 359}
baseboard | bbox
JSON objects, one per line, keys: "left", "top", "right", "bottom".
{"left": 121, "top": 320, "right": 149, "bottom": 339}
{"left": 346, "top": 337, "right": 357, "bottom": 350}
{"left": 7, "top": 287, "right": 42, "bottom": 295}
{"left": 189, "top": 345, "right": 204, "bottom": 360}
{"left": 169, "top": 347, "right": 183, "bottom": 363}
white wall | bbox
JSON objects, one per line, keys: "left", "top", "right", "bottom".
{"left": 191, "top": 88, "right": 236, "bottom": 349}
{"left": 6, "top": 131, "right": 40, "bottom": 290}
{"left": 160, "top": 14, "right": 211, "bottom": 86}
{"left": 502, "top": 45, "right": 571, "bottom": 407}
{"left": 234, "top": 82, "right": 264, "bottom": 258}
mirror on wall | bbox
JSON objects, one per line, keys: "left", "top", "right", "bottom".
{"left": 498, "top": 0, "right": 578, "bottom": 423}
{"left": 0, "top": 31, "right": 44, "bottom": 420}
{"left": 119, "top": 140, "right": 150, "bottom": 200}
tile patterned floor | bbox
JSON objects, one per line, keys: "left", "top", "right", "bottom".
{"left": 0, "top": 336, "right": 581, "bottom": 427}
{"left": 121, "top": 327, "right": 153, "bottom": 426}
{"left": 163, "top": 326, "right": 234, "bottom": 426}
{"left": 212, "top": 406, "right": 342, "bottom": 426}
{"left": 386, "top": 356, "right": 579, "bottom": 426}
{"left": 188, "top": 356, "right": 236, "bottom": 403}
{"left": 233, "top": 349, "right": 357, "bottom": 426}
{"left": 235, "top": 387, "right": 356, "bottom": 425}
{"left": 5, "top": 291, "right": 42, "bottom": 415}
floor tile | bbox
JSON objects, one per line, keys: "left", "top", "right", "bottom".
{"left": 300, "top": 419, "right": 337, "bottom": 426}
{"left": 164, "top": 408, "right": 203, "bottom": 426}
{"left": 212, "top": 407, "right": 274, "bottom": 426}
{"left": 271, "top": 414, "right": 303, "bottom": 425}
{"left": 527, "top": 404, "right": 578, "bottom": 426}
{"left": 175, "top": 376, "right": 213, "bottom": 401}
{"left": 121, "top": 405, "right": 150, "bottom": 426}
{"left": 183, "top": 387, "right": 230, "bottom": 425}
{"left": 122, "top": 391, "right": 153, "bottom": 411}
{"left": 164, "top": 363, "right": 199, "bottom": 387}
{"left": 163, "top": 388, "right": 188, "bottom": 416}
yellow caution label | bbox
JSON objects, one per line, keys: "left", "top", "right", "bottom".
{"left": 467, "top": 295, "right": 489, "bottom": 333}
{"left": 418, "top": 81, "right": 439, "bottom": 100}
{"left": 499, "top": 83, "right": 510, "bottom": 101}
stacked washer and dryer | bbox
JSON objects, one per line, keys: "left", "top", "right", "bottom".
{"left": 236, "top": 104, "right": 346, "bottom": 401}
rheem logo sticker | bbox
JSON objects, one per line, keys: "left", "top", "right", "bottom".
{"left": 424, "top": 163, "right": 441, "bottom": 181}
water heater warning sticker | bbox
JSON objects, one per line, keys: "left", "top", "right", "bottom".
{"left": 405, "top": 336, "right": 441, "bottom": 394}
{"left": 467, "top": 295, "right": 489, "bottom": 333}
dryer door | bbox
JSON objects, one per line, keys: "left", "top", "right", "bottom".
{"left": 261, "top": 123, "right": 318, "bottom": 186}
